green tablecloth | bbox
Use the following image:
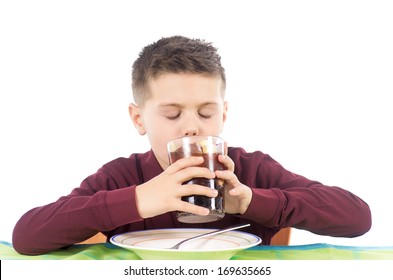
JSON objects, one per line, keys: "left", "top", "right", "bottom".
{"left": 1, "top": 241, "right": 393, "bottom": 260}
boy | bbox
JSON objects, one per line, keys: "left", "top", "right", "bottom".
{"left": 13, "top": 36, "right": 371, "bottom": 255}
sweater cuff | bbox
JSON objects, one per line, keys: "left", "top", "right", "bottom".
{"left": 242, "top": 188, "right": 284, "bottom": 226}
{"left": 105, "top": 186, "right": 143, "bottom": 228}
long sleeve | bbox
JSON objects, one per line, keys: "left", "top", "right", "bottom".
{"left": 12, "top": 148, "right": 372, "bottom": 255}
{"left": 12, "top": 158, "right": 144, "bottom": 255}
{"left": 229, "top": 147, "right": 372, "bottom": 237}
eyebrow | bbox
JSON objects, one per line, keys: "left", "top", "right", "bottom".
{"left": 158, "top": 102, "right": 219, "bottom": 108}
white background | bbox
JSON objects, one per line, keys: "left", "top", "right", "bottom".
{"left": 0, "top": 0, "right": 392, "bottom": 246}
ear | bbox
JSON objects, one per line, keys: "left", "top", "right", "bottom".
{"left": 219, "top": 101, "right": 228, "bottom": 134}
{"left": 128, "top": 103, "right": 146, "bottom": 135}
{"left": 222, "top": 101, "right": 228, "bottom": 124}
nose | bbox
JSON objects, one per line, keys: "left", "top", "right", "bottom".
{"left": 182, "top": 113, "right": 199, "bottom": 136}
{"left": 183, "top": 120, "right": 199, "bottom": 136}
{"left": 184, "top": 128, "right": 198, "bottom": 136}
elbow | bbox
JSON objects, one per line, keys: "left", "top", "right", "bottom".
{"left": 12, "top": 220, "right": 51, "bottom": 256}
{"left": 337, "top": 195, "right": 372, "bottom": 238}
{"left": 12, "top": 224, "right": 38, "bottom": 256}
{"left": 320, "top": 202, "right": 372, "bottom": 238}
{"left": 339, "top": 202, "right": 372, "bottom": 238}
{"left": 352, "top": 204, "right": 372, "bottom": 237}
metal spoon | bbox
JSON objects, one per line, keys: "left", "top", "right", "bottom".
{"left": 168, "top": 223, "right": 251, "bottom": 250}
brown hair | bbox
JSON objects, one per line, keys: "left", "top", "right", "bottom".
{"left": 132, "top": 36, "right": 226, "bottom": 105}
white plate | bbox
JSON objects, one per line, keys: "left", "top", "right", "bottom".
{"left": 110, "top": 228, "right": 262, "bottom": 260}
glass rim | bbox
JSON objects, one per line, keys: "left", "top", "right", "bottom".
{"left": 167, "top": 135, "right": 223, "bottom": 144}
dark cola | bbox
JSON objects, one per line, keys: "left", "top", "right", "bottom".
{"left": 168, "top": 137, "right": 225, "bottom": 223}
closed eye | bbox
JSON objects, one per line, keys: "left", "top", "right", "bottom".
{"left": 198, "top": 105, "right": 217, "bottom": 119}
{"left": 198, "top": 112, "right": 212, "bottom": 119}
{"left": 166, "top": 113, "right": 181, "bottom": 120}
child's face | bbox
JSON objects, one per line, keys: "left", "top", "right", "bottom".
{"left": 130, "top": 73, "right": 228, "bottom": 169}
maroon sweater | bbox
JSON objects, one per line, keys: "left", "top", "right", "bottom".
{"left": 12, "top": 147, "right": 371, "bottom": 255}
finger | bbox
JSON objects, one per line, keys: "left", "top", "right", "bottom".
{"left": 167, "top": 156, "right": 204, "bottom": 173}
{"left": 228, "top": 185, "right": 242, "bottom": 196}
{"left": 215, "top": 170, "right": 238, "bottom": 185}
{"left": 228, "top": 184, "right": 252, "bottom": 200}
{"left": 218, "top": 154, "right": 234, "bottom": 172}
{"left": 177, "top": 201, "right": 210, "bottom": 216}
{"left": 176, "top": 184, "right": 218, "bottom": 198}
{"left": 175, "top": 166, "right": 215, "bottom": 183}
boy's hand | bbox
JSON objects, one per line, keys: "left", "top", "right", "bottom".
{"left": 135, "top": 156, "right": 218, "bottom": 218}
{"left": 215, "top": 154, "right": 253, "bottom": 215}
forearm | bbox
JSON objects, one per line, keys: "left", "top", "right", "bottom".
{"left": 242, "top": 185, "right": 372, "bottom": 237}
{"left": 12, "top": 187, "right": 142, "bottom": 255}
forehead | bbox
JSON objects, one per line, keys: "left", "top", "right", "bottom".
{"left": 147, "top": 73, "right": 224, "bottom": 104}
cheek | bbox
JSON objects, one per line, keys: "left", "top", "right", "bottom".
{"left": 206, "top": 116, "right": 225, "bottom": 134}
{"left": 149, "top": 136, "right": 173, "bottom": 169}
{"left": 147, "top": 128, "right": 174, "bottom": 156}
